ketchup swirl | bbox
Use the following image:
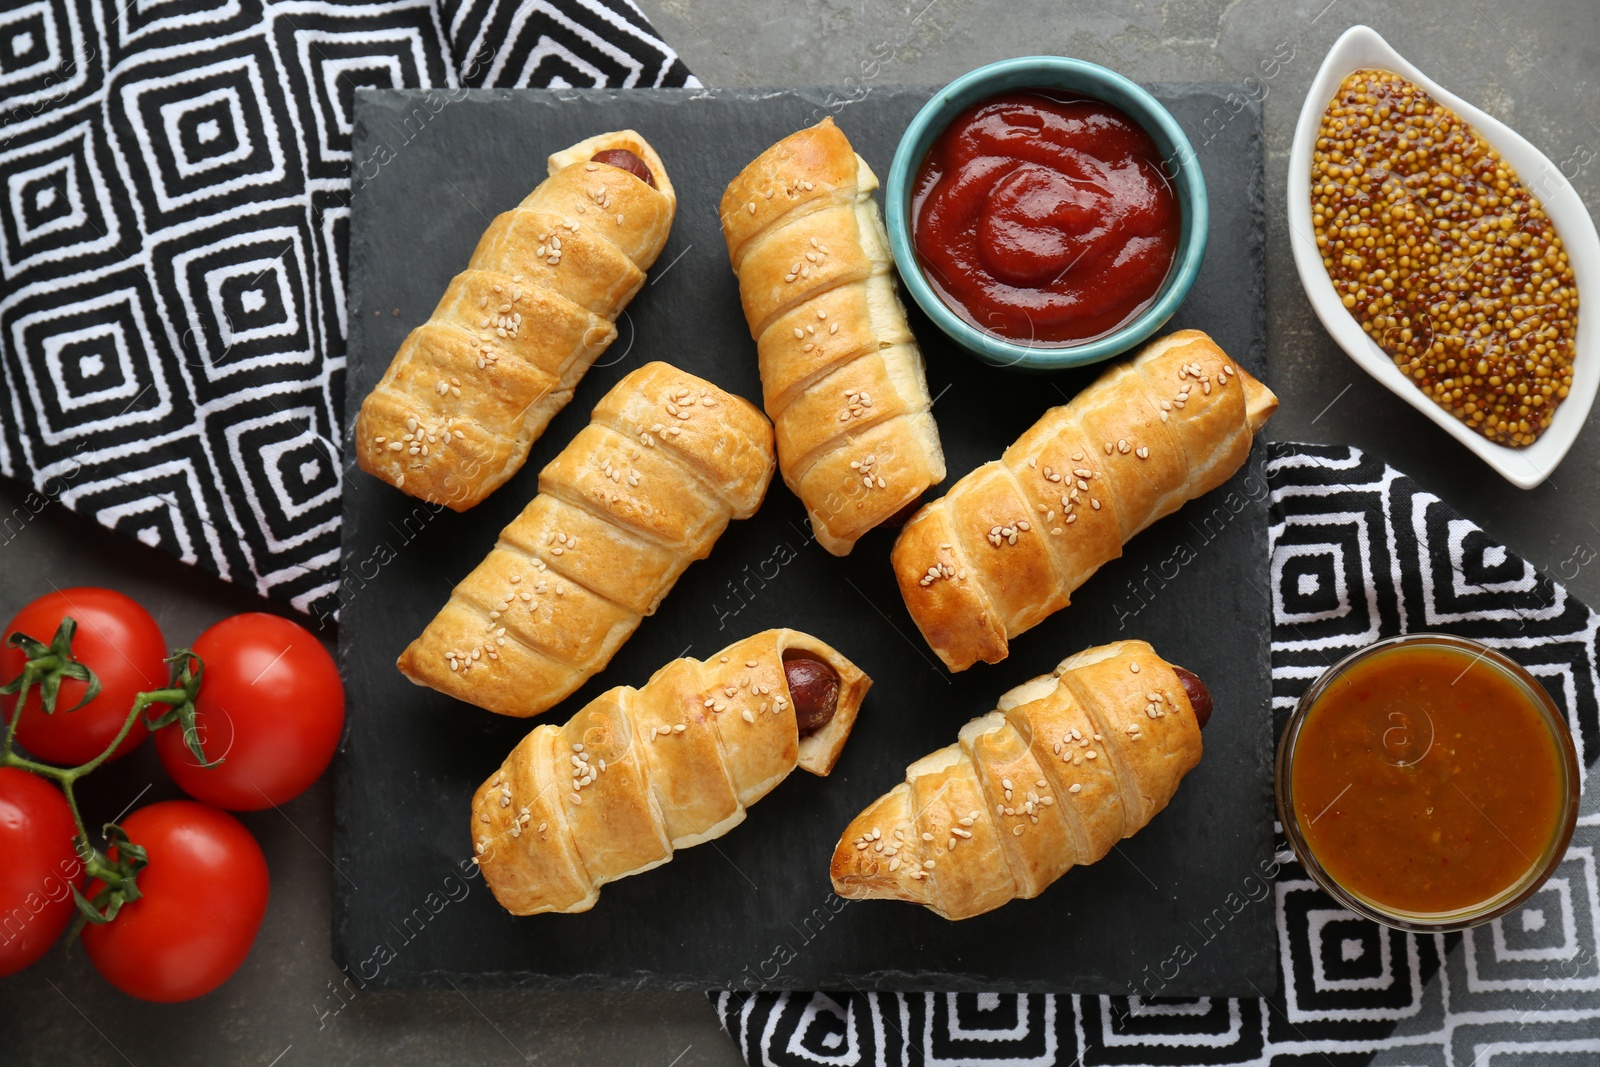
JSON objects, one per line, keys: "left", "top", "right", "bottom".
{"left": 912, "top": 91, "right": 1180, "bottom": 346}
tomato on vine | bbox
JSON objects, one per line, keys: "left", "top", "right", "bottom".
{"left": 1, "top": 590, "right": 204, "bottom": 982}
{"left": 1, "top": 597, "right": 308, "bottom": 995}
{"left": 1, "top": 588, "right": 167, "bottom": 764}
{"left": 0, "top": 768, "right": 83, "bottom": 977}
{"left": 81, "top": 801, "right": 269, "bottom": 1002}
{"left": 154, "top": 613, "right": 344, "bottom": 810}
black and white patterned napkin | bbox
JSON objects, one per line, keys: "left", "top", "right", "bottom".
{"left": 0, "top": 0, "right": 693, "bottom": 617}
{"left": 713, "top": 443, "right": 1600, "bottom": 1066}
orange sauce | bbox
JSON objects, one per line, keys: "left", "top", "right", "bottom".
{"left": 1290, "top": 644, "right": 1564, "bottom": 914}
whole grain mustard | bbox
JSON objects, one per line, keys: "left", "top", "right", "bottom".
{"left": 1312, "top": 69, "right": 1577, "bottom": 447}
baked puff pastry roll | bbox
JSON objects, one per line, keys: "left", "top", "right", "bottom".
{"left": 720, "top": 118, "right": 945, "bottom": 556}
{"left": 831, "top": 639, "right": 1208, "bottom": 920}
{"left": 472, "top": 629, "right": 871, "bottom": 915}
{"left": 398, "top": 362, "right": 775, "bottom": 718}
{"left": 894, "top": 330, "right": 1277, "bottom": 671}
{"left": 356, "top": 131, "right": 676, "bottom": 510}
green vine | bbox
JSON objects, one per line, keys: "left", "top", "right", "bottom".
{"left": 1, "top": 618, "right": 213, "bottom": 927}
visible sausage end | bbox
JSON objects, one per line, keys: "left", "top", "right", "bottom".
{"left": 1173, "top": 666, "right": 1212, "bottom": 729}
{"left": 590, "top": 149, "right": 656, "bottom": 188}
{"left": 782, "top": 650, "right": 840, "bottom": 737}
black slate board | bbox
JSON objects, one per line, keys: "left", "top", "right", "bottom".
{"left": 335, "top": 85, "right": 1275, "bottom": 995}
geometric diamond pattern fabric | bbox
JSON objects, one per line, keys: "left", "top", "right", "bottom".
{"left": 0, "top": 0, "right": 694, "bottom": 618}
{"left": 715, "top": 444, "right": 1600, "bottom": 1066}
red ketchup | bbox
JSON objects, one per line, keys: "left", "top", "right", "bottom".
{"left": 912, "top": 90, "right": 1181, "bottom": 346}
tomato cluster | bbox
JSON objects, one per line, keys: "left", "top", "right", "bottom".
{"left": 0, "top": 590, "right": 345, "bottom": 1002}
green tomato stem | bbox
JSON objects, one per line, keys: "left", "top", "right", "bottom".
{"left": 1, "top": 695, "right": 150, "bottom": 893}
{"left": 0, "top": 623, "right": 202, "bottom": 926}
{"left": 2, "top": 692, "right": 18, "bottom": 760}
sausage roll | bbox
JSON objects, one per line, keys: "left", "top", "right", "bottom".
{"left": 473, "top": 628, "right": 871, "bottom": 915}
{"left": 357, "top": 131, "right": 676, "bottom": 510}
{"left": 398, "top": 362, "right": 776, "bottom": 717}
{"left": 893, "top": 330, "right": 1277, "bottom": 671}
{"left": 831, "top": 639, "right": 1208, "bottom": 920}
{"left": 720, "top": 117, "right": 945, "bottom": 556}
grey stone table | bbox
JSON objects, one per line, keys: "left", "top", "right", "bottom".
{"left": 2, "top": 1, "right": 1597, "bottom": 1063}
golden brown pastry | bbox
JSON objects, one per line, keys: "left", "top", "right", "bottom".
{"left": 398, "top": 362, "right": 775, "bottom": 717}
{"left": 473, "top": 629, "right": 871, "bottom": 915}
{"left": 831, "top": 639, "right": 1208, "bottom": 920}
{"left": 356, "top": 131, "right": 676, "bottom": 510}
{"left": 720, "top": 117, "right": 945, "bottom": 556}
{"left": 894, "top": 330, "right": 1277, "bottom": 671}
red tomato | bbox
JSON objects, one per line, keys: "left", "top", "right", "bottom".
{"left": 154, "top": 613, "right": 344, "bottom": 810}
{"left": 0, "top": 768, "right": 84, "bottom": 977}
{"left": 2, "top": 588, "right": 167, "bottom": 764}
{"left": 81, "top": 801, "right": 268, "bottom": 1002}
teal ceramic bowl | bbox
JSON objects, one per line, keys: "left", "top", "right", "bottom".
{"left": 886, "top": 56, "right": 1208, "bottom": 372}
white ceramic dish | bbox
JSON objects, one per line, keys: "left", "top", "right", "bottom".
{"left": 1287, "top": 24, "right": 1600, "bottom": 489}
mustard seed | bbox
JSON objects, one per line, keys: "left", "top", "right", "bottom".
{"left": 1313, "top": 69, "right": 1577, "bottom": 447}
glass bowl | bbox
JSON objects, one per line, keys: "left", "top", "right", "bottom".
{"left": 1276, "top": 632, "right": 1580, "bottom": 932}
